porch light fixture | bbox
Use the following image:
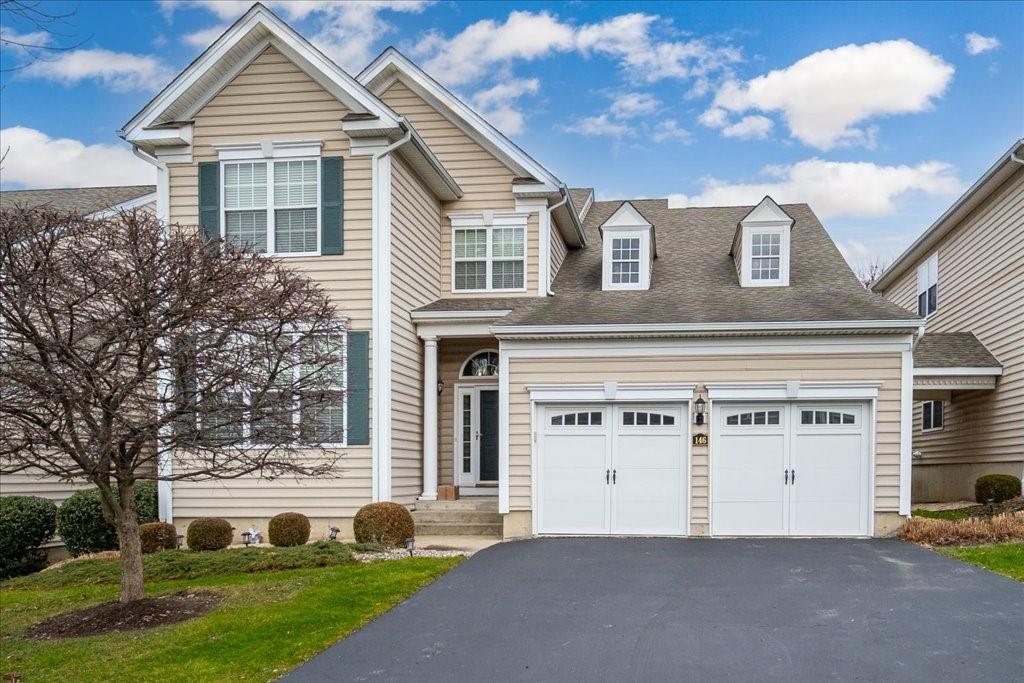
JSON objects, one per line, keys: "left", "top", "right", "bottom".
{"left": 694, "top": 397, "right": 706, "bottom": 426}
{"left": 329, "top": 526, "right": 340, "bottom": 541}
{"left": 437, "top": 379, "right": 445, "bottom": 395}
{"left": 405, "top": 537, "right": 415, "bottom": 557}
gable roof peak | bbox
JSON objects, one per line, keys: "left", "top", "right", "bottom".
{"left": 739, "top": 195, "right": 795, "bottom": 226}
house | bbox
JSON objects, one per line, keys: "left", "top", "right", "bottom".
{"left": 0, "top": 185, "right": 157, "bottom": 509}
{"left": 14, "top": 3, "right": 927, "bottom": 541}
{"left": 872, "top": 140, "right": 1023, "bottom": 503}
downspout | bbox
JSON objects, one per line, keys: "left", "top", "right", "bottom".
{"left": 545, "top": 190, "right": 569, "bottom": 295}
{"left": 132, "top": 145, "right": 174, "bottom": 523}
{"left": 369, "top": 127, "right": 412, "bottom": 502}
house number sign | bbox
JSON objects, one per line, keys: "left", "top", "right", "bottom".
{"left": 692, "top": 433, "right": 709, "bottom": 446}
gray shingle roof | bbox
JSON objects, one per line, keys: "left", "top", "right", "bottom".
{"left": 568, "top": 188, "right": 593, "bottom": 219}
{"left": 914, "top": 332, "right": 1001, "bottom": 368}
{"left": 414, "top": 297, "right": 536, "bottom": 314}
{"left": 0, "top": 186, "right": 155, "bottom": 215}
{"left": 497, "top": 199, "right": 918, "bottom": 328}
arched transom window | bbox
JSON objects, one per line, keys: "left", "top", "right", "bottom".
{"left": 461, "top": 351, "right": 499, "bottom": 378}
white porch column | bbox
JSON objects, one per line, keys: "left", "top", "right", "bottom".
{"left": 421, "top": 337, "right": 439, "bottom": 501}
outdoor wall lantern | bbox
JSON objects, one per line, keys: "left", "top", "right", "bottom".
{"left": 329, "top": 526, "right": 341, "bottom": 541}
{"left": 437, "top": 379, "right": 445, "bottom": 395}
{"left": 694, "top": 397, "right": 706, "bottom": 426}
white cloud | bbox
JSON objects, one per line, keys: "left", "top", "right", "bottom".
{"left": 721, "top": 114, "right": 773, "bottom": 140}
{"left": 183, "top": 24, "right": 228, "bottom": 47}
{"left": 0, "top": 127, "right": 156, "bottom": 189}
{"left": 652, "top": 119, "right": 692, "bottom": 143}
{"left": 561, "top": 114, "right": 633, "bottom": 138}
{"left": 667, "top": 158, "right": 962, "bottom": 218}
{"left": 20, "top": 48, "right": 173, "bottom": 92}
{"left": 166, "top": 1, "right": 432, "bottom": 71}
{"left": 609, "top": 92, "right": 660, "bottom": 119}
{"left": 414, "top": 10, "right": 738, "bottom": 87}
{"left": 469, "top": 78, "right": 539, "bottom": 135}
{"left": 707, "top": 40, "right": 953, "bottom": 150}
{"left": 0, "top": 25, "right": 55, "bottom": 48}
{"left": 965, "top": 32, "right": 1000, "bottom": 55}
{"left": 698, "top": 107, "right": 728, "bottom": 128}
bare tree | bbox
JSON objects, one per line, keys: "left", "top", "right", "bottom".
{"left": 0, "top": 208, "right": 348, "bottom": 603}
{"left": 853, "top": 257, "right": 891, "bottom": 289}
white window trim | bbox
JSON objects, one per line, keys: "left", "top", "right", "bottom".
{"left": 741, "top": 225, "right": 790, "bottom": 287}
{"left": 449, "top": 212, "right": 529, "bottom": 293}
{"left": 916, "top": 252, "right": 939, "bottom": 318}
{"left": 602, "top": 227, "right": 650, "bottom": 290}
{"left": 219, "top": 154, "right": 322, "bottom": 258}
{"left": 921, "top": 399, "right": 943, "bottom": 433}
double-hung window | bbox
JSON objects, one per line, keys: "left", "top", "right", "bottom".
{"left": 611, "top": 237, "right": 641, "bottom": 284}
{"left": 916, "top": 252, "right": 938, "bottom": 317}
{"left": 452, "top": 216, "right": 526, "bottom": 292}
{"left": 222, "top": 158, "right": 319, "bottom": 256}
{"left": 750, "top": 232, "right": 781, "bottom": 281}
{"left": 922, "top": 400, "right": 943, "bottom": 432}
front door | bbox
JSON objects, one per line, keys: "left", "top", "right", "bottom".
{"left": 455, "top": 386, "right": 499, "bottom": 487}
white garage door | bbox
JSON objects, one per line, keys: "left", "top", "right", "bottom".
{"left": 537, "top": 405, "right": 687, "bottom": 535}
{"left": 711, "top": 403, "right": 870, "bottom": 537}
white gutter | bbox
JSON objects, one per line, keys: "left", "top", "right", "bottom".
{"left": 493, "top": 318, "right": 925, "bottom": 336}
{"left": 370, "top": 128, "right": 413, "bottom": 503}
{"left": 545, "top": 191, "right": 569, "bottom": 295}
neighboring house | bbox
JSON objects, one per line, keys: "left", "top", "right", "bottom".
{"left": 873, "top": 140, "right": 1024, "bottom": 503}
{"left": 0, "top": 185, "right": 157, "bottom": 511}
{"left": 18, "top": 3, "right": 927, "bottom": 541}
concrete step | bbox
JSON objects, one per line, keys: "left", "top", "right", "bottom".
{"left": 414, "top": 499, "right": 498, "bottom": 512}
{"left": 414, "top": 522, "right": 502, "bottom": 536}
{"left": 411, "top": 511, "right": 502, "bottom": 525}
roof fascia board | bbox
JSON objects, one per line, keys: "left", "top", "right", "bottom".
{"left": 874, "top": 138, "right": 1024, "bottom": 291}
{"left": 494, "top": 319, "right": 924, "bottom": 336}
{"left": 122, "top": 5, "right": 398, "bottom": 141}
{"left": 410, "top": 309, "right": 512, "bottom": 321}
{"left": 359, "top": 49, "right": 558, "bottom": 187}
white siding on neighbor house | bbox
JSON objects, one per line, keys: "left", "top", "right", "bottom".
{"left": 507, "top": 352, "right": 905, "bottom": 527}
{"left": 882, "top": 168, "right": 1023, "bottom": 467}
{"left": 168, "top": 45, "right": 373, "bottom": 521}
{"left": 389, "top": 155, "right": 442, "bottom": 505}
{"left": 378, "top": 79, "right": 541, "bottom": 299}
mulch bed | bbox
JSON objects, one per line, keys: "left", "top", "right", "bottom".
{"left": 26, "top": 591, "right": 221, "bottom": 640}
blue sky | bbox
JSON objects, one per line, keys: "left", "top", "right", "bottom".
{"left": 1, "top": 1, "right": 1021, "bottom": 267}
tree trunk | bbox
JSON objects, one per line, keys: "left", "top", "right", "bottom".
{"left": 115, "top": 482, "right": 145, "bottom": 603}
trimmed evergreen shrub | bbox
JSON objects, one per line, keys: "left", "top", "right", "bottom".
{"left": 975, "top": 474, "right": 1022, "bottom": 504}
{"left": 268, "top": 512, "right": 311, "bottom": 547}
{"left": 0, "top": 496, "right": 57, "bottom": 578}
{"left": 353, "top": 502, "right": 415, "bottom": 547}
{"left": 56, "top": 483, "right": 159, "bottom": 556}
{"left": 186, "top": 518, "right": 233, "bottom": 551}
{"left": 139, "top": 522, "right": 179, "bottom": 554}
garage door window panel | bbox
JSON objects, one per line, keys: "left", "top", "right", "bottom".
{"left": 724, "top": 410, "right": 780, "bottom": 427}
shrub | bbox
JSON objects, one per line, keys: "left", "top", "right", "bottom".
{"left": 353, "top": 502, "right": 414, "bottom": 547}
{"left": 139, "top": 522, "right": 178, "bottom": 554}
{"left": 975, "top": 474, "right": 1022, "bottom": 504}
{"left": 56, "top": 483, "right": 159, "bottom": 556}
{"left": 186, "top": 518, "right": 233, "bottom": 551}
{"left": 268, "top": 512, "right": 311, "bottom": 547}
{"left": 0, "top": 496, "right": 58, "bottom": 578}
{"left": 899, "top": 512, "right": 1024, "bottom": 546}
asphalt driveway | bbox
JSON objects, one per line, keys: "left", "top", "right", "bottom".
{"left": 288, "top": 538, "right": 1023, "bottom": 682}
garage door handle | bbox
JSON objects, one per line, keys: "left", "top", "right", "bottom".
{"left": 791, "top": 469, "right": 795, "bottom": 484}
{"left": 784, "top": 469, "right": 790, "bottom": 484}
{"left": 606, "top": 469, "right": 610, "bottom": 484}
{"left": 612, "top": 469, "right": 616, "bottom": 484}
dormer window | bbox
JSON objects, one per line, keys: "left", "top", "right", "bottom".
{"left": 734, "top": 196, "right": 793, "bottom": 288}
{"left": 601, "top": 202, "right": 653, "bottom": 291}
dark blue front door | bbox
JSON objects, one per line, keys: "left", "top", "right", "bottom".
{"left": 479, "top": 389, "right": 498, "bottom": 482}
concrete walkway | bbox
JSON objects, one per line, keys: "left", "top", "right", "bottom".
{"left": 287, "top": 538, "right": 1024, "bottom": 682}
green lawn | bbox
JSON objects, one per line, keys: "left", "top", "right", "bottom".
{"left": 938, "top": 543, "right": 1024, "bottom": 581}
{"left": 912, "top": 506, "right": 979, "bottom": 521}
{"left": 0, "top": 548, "right": 460, "bottom": 682}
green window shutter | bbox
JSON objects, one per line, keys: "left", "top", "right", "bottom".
{"left": 346, "top": 330, "right": 369, "bottom": 445}
{"left": 198, "top": 162, "right": 220, "bottom": 245}
{"left": 321, "top": 156, "right": 343, "bottom": 255}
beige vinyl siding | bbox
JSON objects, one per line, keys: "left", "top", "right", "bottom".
{"left": 550, "top": 222, "right": 568, "bottom": 283}
{"left": 168, "top": 45, "right": 373, "bottom": 520}
{"left": 881, "top": 168, "right": 1023, "bottom": 465}
{"left": 0, "top": 472, "right": 87, "bottom": 505}
{"left": 389, "top": 156, "right": 443, "bottom": 504}
{"left": 436, "top": 338, "right": 498, "bottom": 487}
{"left": 378, "top": 79, "right": 540, "bottom": 298}
{"left": 508, "top": 352, "right": 904, "bottom": 525}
